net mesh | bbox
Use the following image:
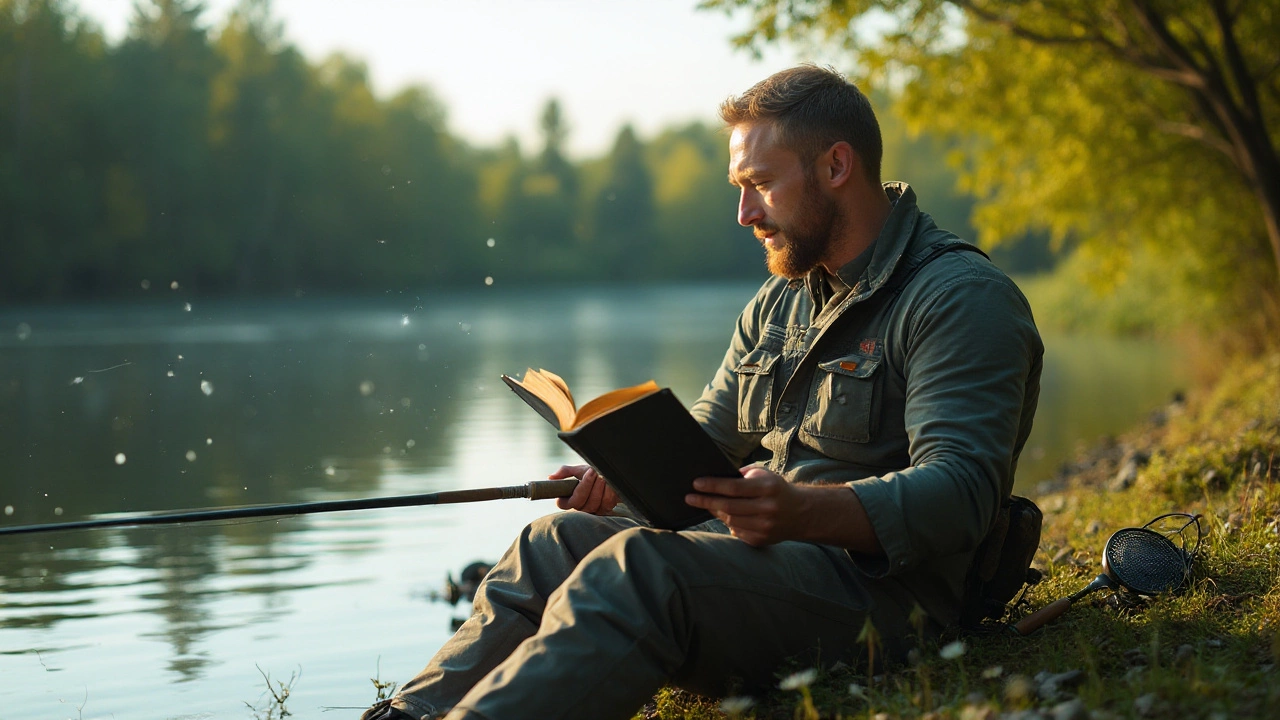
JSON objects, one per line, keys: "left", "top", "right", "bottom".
{"left": 1106, "top": 528, "right": 1188, "bottom": 595}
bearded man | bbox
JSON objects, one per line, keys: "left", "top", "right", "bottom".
{"left": 363, "top": 64, "right": 1043, "bottom": 720}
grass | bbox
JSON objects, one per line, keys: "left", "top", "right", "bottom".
{"left": 639, "top": 352, "right": 1280, "bottom": 719}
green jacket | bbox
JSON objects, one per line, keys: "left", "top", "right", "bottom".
{"left": 691, "top": 183, "right": 1043, "bottom": 626}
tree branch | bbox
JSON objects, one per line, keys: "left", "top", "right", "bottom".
{"left": 1211, "top": 0, "right": 1265, "bottom": 127}
{"left": 1156, "top": 120, "right": 1236, "bottom": 159}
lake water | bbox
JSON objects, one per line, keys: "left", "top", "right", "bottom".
{"left": 0, "top": 283, "right": 1187, "bottom": 718}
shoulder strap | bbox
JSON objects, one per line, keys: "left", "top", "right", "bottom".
{"left": 880, "top": 238, "right": 988, "bottom": 304}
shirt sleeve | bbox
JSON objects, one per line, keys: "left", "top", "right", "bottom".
{"left": 847, "top": 267, "right": 1043, "bottom": 577}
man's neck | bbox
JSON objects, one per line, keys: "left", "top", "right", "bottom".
{"left": 820, "top": 183, "right": 893, "bottom": 275}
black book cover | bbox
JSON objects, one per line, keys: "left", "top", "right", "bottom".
{"left": 556, "top": 389, "right": 739, "bottom": 530}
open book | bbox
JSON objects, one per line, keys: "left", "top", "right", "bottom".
{"left": 501, "top": 368, "right": 740, "bottom": 530}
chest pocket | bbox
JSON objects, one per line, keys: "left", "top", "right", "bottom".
{"left": 734, "top": 347, "right": 780, "bottom": 434}
{"left": 803, "top": 352, "right": 882, "bottom": 444}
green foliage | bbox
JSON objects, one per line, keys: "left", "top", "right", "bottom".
{"left": 703, "top": 0, "right": 1280, "bottom": 336}
{"left": 2, "top": 0, "right": 1070, "bottom": 300}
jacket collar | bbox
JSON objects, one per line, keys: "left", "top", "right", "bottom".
{"left": 803, "top": 182, "right": 920, "bottom": 304}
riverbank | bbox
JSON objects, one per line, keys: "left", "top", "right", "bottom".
{"left": 646, "top": 352, "right": 1280, "bottom": 719}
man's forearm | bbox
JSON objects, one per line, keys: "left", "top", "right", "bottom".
{"left": 792, "top": 483, "right": 884, "bottom": 555}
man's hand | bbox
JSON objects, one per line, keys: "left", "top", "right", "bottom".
{"left": 684, "top": 466, "right": 808, "bottom": 546}
{"left": 686, "top": 466, "right": 884, "bottom": 553}
{"left": 550, "top": 464, "right": 620, "bottom": 515}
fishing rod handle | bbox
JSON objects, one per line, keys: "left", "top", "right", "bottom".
{"left": 528, "top": 478, "right": 580, "bottom": 500}
{"left": 1011, "top": 597, "right": 1071, "bottom": 636}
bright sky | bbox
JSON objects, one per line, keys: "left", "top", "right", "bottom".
{"left": 75, "top": 0, "right": 833, "bottom": 158}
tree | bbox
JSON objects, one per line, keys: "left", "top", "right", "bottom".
{"left": 704, "top": 0, "right": 1280, "bottom": 331}
{"left": 589, "top": 125, "right": 656, "bottom": 278}
{"left": 0, "top": 0, "right": 110, "bottom": 296}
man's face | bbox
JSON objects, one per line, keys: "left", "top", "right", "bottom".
{"left": 728, "top": 122, "right": 841, "bottom": 279}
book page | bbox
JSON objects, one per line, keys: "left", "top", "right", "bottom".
{"left": 506, "top": 369, "right": 578, "bottom": 430}
{"left": 572, "top": 380, "right": 660, "bottom": 430}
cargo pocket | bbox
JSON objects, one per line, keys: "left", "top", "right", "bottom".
{"left": 804, "top": 353, "right": 882, "bottom": 444}
{"left": 735, "top": 347, "right": 780, "bottom": 434}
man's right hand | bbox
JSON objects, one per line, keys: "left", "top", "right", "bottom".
{"left": 549, "top": 464, "right": 619, "bottom": 515}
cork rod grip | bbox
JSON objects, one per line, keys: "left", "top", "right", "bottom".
{"left": 528, "top": 478, "right": 581, "bottom": 501}
{"left": 1012, "top": 597, "right": 1072, "bottom": 635}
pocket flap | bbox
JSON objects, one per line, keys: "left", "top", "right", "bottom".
{"left": 818, "top": 354, "right": 881, "bottom": 379}
{"left": 735, "top": 347, "right": 780, "bottom": 375}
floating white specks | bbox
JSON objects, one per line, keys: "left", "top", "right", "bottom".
{"left": 71, "top": 376, "right": 84, "bottom": 385}
{"left": 140, "top": 279, "right": 151, "bottom": 290}
{"left": 54, "top": 507, "right": 63, "bottom": 516}
{"left": 170, "top": 281, "right": 180, "bottom": 290}
{"left": 486, "top": 238, "right": 496, "bottom": 247}
{"left": 16, "top": 323, "right": 32, "bottom": 341}
{"left": 418, "top": 344, "right": 426, "bottom": 351}
{"left": 359, "top": 381, "right": 375, "bottom": 396}
{"left": 402, "top": 315, "right": 410, "bottom": 326}
{"left": 324, "top": 466, "right": 336, "bottom": 476}
{"left": 115, "top": 453, "right": 127, "bottom": 465}
{"left": 484, "top": 276, "right": 494, "bottom": 286}
{"left": 206, "top": 437, "right": 212, "bottom": 445}
{"left": 406, "top": 439, "right": 416, "bottom": 448}
{"left": 166, "top": 370, "right": 174, "bottom": 377}
{"left": 200, "top": 380, "right": 214, "bottom": 396}
{"left": 4, "top": 505, "right": 12, "bottom": 516}
{"left": 185, "top": 450, "right": 197, "bottom": 462}
{"left": 183, "top": 302, "right": 192, "bottom": 312}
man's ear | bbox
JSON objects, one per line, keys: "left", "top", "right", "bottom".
{"left": 820, "top": 141, "right": 860, "bottom": 189}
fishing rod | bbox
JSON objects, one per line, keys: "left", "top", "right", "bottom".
{"left": 0, "top": 478, "right": 580, "bottom": 537}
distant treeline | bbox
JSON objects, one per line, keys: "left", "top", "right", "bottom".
{"left": 0, "top": 0, "right": 1053, "bottom": 301}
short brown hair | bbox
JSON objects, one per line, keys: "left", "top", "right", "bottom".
{"left": 720, "top": 64, "right": 882, "bottom": 184}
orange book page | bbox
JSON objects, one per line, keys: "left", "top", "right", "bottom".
{"left": 571, "top": 380, "right": 660, "bottom": 430}
{"left": 521, "top": 369, "right": 578, "bottom": 430}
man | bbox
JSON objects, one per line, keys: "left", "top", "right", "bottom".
{"left": 364, "top": 64, "right": 1042, "bottom": 720}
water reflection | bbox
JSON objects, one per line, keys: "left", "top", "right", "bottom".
{"left": 0, "top": 284, "right": 1186, "bottom": 717}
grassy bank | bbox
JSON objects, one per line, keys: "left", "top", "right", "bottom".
{"left": 643, "top": 353, "right": 1280, "bottom": 719}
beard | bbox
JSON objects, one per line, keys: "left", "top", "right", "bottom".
{"left": 755, "top": 176, "right": 842, "bottom": 280}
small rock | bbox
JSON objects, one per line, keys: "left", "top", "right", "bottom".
{"left": 1133, "top": 692, "right": 1158, "bottom": 717}
{"left": 1109, "top": 460, "right": 1139, "bottom": 492}
{"left": 1206, "top": 638, "right": 1224, "bottom": 648}
{"left": 998, "top": 711, "right": 1043, "bottom": 720}
{"left": 1037, "top": 669, "right": 1084, "bottom": 701}
{"left": 872, "top": 714, "right": 890, "bottom": 720}
{"left": 966, "top": 691, "right": 987, "bottom": 705}
{"left": 1004, "top": 674, "right": 1036, "bottom": 704}
{"left": 1175, "top": 643, "right": 1195, "bottom": 666}
{"left": 1085, "top": 520, "right": 1101, "bottom": 536}
{"left": 1123, "top": 648, "right": 1149, "bottom": 666}
{"left": 1051, "top": 547, "right": 1075, "bottom": 565}
{"left": 1052, "top": 699, "right": 1089, "bottom": 720}
{"left": 960, "top": 702, "right": 996, "bottom": 720}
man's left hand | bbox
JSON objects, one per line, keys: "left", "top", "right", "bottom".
{"left": 685, "top": 466, "right": 808, "bottom": 546}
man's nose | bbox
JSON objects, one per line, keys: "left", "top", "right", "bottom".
{"left": 737, "top": 188, "right": 763, "bottom": 227}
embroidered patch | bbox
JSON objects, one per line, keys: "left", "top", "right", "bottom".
{"left": 839, "top": 361, "right": 859, "bottom": 372}
{"left": 860, "top": 338, "right": 879, "bottom": 355}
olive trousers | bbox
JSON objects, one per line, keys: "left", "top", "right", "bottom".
{"left": 388, "top": 511, "right": 916, "bottom": 720}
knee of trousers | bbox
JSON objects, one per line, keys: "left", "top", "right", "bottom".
{"left": 523, "top": 510, "right": 633, "bottom": 554}
{"left": 567, "top": 527, "right": 697, "bottom": 609}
